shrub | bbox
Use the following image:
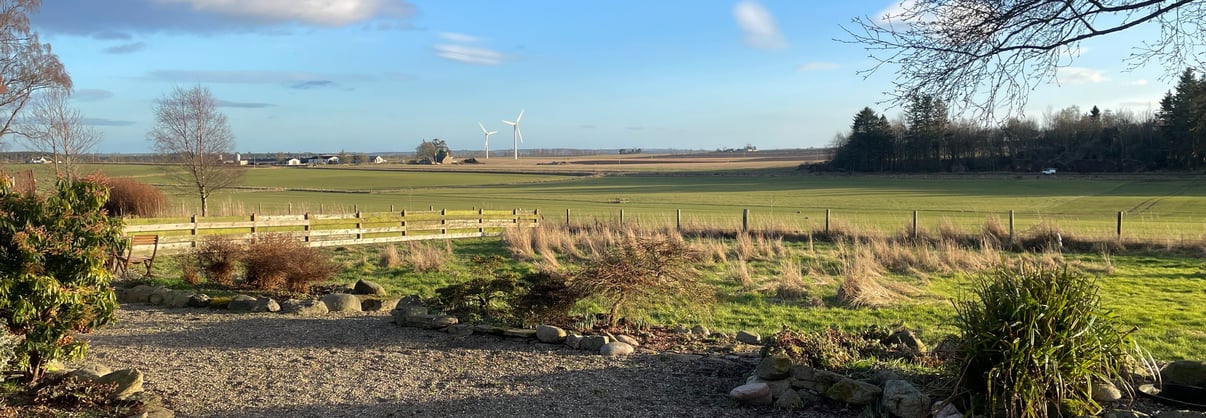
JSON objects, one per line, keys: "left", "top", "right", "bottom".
{"left": 763, "top": 327, "right": 887, "bottom": 371}
{"left": 0, "top": 319, "right": 17, "bottom": 383}
{"left": 513, "top": 270, "right": 584, "bottom": 327}
{"left": 430, "top": 256, "right": 520, "bottom": 323}
{"left": 570, "top": 234, "right": 712, "bottom": 328}
{"left": 405, "top": 240, "right": 449, "bottom": 273}
{"left": 196, "top": 235, "right": 243, "bottom": 286}
{"left": 101, "top": 177, "right": 166, "bottom": 217}
{"left": 378, "top": 245, "right": 400, "bottom": 268}
{"left": 33, "top": 375, "right": 117, "bottom": 409}
{"left": 243, "top": 234, "right": 338, "bottom": 293}
{"left": 0, "top": 178, "right": 123, "bottom": 382}
{"left": 953, "top": 264, "right": 1150, "bottom": 418}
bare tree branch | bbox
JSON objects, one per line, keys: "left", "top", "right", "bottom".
{"left": 0, "top": 0, "right": 71, "bottom": 147}
{"left": 19, "top": 87, "right": 100, "bottom": 178}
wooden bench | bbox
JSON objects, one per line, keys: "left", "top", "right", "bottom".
{"left": 114, "top": 235, "right": 159, "bottom": 277}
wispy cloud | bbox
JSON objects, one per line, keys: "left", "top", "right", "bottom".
{"left": 1126, "top": 79, "right": 1149, "bottom": 86}
{"left": 434, "top": 44, "right": 508, "bottom": 65}
{"left": 439, "top": 32, "right": 481, "bottom": 43}
{"left": 1056, "top": 67, "right": 1109, "bottom": 84}
{"left": 797, "top": 62, "right": 839, "bottom": 72}
{"left": 875, "top": 0, "right": 916, "bottom": 24}
{"left": 155, "top": 0, "right": 415, "bottom": 27}
{"left": 73, "top": 89, "right": 114, "bottom": 102}
{"left": 734, "top": 0, "right": 787, "bottom": 50}
{"left": 82, "top": 117, "right": 135, "bottom": 127}
{"left": 289, "top": 80, "right": 335, "bottom": 90}
{"left": 91, "top": 30, "right": 132, "bottom": 40}
{"left": 142, "top": 69, "right": 360, "bottom": 85}
{"left": 104, "top": 42, "right": 146, "bottom": 54}
{"left": 216, "top": 99, "right": 274, "bottom": 109}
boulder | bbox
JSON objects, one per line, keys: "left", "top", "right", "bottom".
{"left": 736, "top": 330, "right": 761, "bottom": 345}
{"left": 321, "top": 293, "right": 362, "bottom": 312}
{"left": 1161, "top": 360, "right": 1206, "bottom": 387}
{"left": 691, "top": 325, "right": 710, "bottom": 335}
{"left": 564, "top": 334, "right": 583, "bottom": 349}
{"left": 446, "top": 324, "right": 474, "bottom": 336}
{"left": 790, "top": 365, "right": 845, "bottom": 392}
{"left": 1092, "top": 380, "right": 1123, "bottom": 403}
{"left": 280, "top": 299, "right": 328, "bottom": 315}
{"left": 882, "top": 380, "right": 930, "bottom": 418}
{"left": 579, "top": 335, "right": 610, "bottom": 352}
{"left": 187, "top": 294, "right": 211, "bottom": 308}
{"left": 824, "top": 378, "right": 882, "bottom": 406}
{"left": 471, "top": 325, "right": 506, "bottom": 336}
{"left": 881, "top": 329, "right": 927, "bottom": 353}
{"left": 600, "top": 342, "right": 634, "bottom": 356}
{"left": 536, "top": 325, "right": 567, "bottom": 344}
{"left": 67, "top": 363, "right": 112, "bottom": 381}
{"left": 253, "top": 298, "right": 280, "bottom": 313}
{"left": 226, "top": 295, "right": 258, "bottom": 312}
{"left": 361, "top": 298, "right": 399, "bottom": 312}
{"left": 774, "top": 388, "right": 804, "bottom": 409}
{"left": 729, "top": 382, "right": 773, "bottom": 406}
{"left": 756, "top": 354, "right": 793, "bottom": 380}
{"left": 165, "top": 290, "right": 195, "bottom": 308}
{"left": 396, "top": 295, "right": 423, "bottom": 309}
{"left": 353, "top": 279, "right": 388, "bottom": 295}
{"left": 503, "top": 328, "right": 537, "bottom": 339}
{"left": 431, "top": 315, "right": 459, "bottom": 328}
{"left": 96, "top": 369, "right": 143, "bottom": 401}
{"left": 147, "top": 287, "right": 173, "bottom": 305}
{"left": 614, "top": 334, "right": 640, "bottom": 347}
{"left": 933, "top": 402, "right": 963, "bottom": 418}
{"left": 118, "top": 285, "right": 156, "bottom": 304}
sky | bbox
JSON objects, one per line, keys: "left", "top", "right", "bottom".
{"left": 22, "top": 0, "right": 1173, "bottom": 154}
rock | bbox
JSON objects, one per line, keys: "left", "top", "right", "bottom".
{"left": 187, "top": 294, "right": 211, "bottom": 308}
{"left": 96, "top": 369, "right": 143, "bottom": 401}
{"left": 353, "top": 279, "right": 388, "bottom": 295}
{"left": 147, "top": 287, "right": 172, "bottom": 305}
{"left": 471, "top": 325, "right": 506, "bottom": 335}
{"left": 279, "top": 299, "right": 328, "bottom": 315}
{"left": 395, "top": 295, "right": 423, "bottom": 308}
{"left": 67, "top": 363, "right": 112, "bottom": 381}
{"left": 790, "top": 365, "right": 845, "bottom": 392}
{"left": 536, "top": 325, "right": 567, "bottom": 344}
{"left": 1092, "top": 380, "right": 1123, "bottom": 402}
{"left": 736, "top": 330, "right": 761, "bottom": 345}
{"left": 672, "top": 325, "right": 691, "bottom": 334}
{"left": 882, "top": 380, "right": 930, "bottom": 418}
{"left": 445, "top": 324, "right": 474, "bottom": 336}
{"left": 882, "top": 329, "right": 927, "bottom": 353}
{"left": 729, "top": 382, "right": 773, "bottom": 406}
{"left": 1154, "top": 411, "right": 1206, "bottom": 418}
{"left": 118, "top": 285, "right": 156, "bottom": 304}
{"left": 933, "top": 402, "right": 963, "bottom": 418}
{"left": 431, "top": 315, "right": 459, "bottom": 328}
{"left": 1103, "top": 411, "right": 1150, "bottom": 418}
{"left": 165, "top": 290, "right": 194, "bottom": 308}
{"left": 691, "top": 325, "right": 710, "bottom": 335}
{"left": 579, "top": 335, "right": 610, "bottom": 352}
{"left": 614, "top": 334, "right": 640, "bottom": 347}
{"left": 321, "top": 293, "right": 362, "bottom": 312}
{"left": 600, "top": 342, "right": 634, "bottom": 356}
{"left": 252, "top": 298, "right": 280, "bottom": 313}
{"left": 564, "top": 334, "right": 583, "bottom": 349}
{"left": 1161, "top": 360, "right": 1206, "bottom": 387}
{"left": 774, "top": 388, "right": 804, "bottom": 409}
{"left": 130, "top": 405, "right": 176, "bottom": 418}
{"left": 824, "top": 378, "right": 882, "bottom": 406}
{"left": 868, "top": 369, "right": 904, "bottom": 386}
{"left": 361, "top": 298, "right": 399, "bottom": 312}
{"left": 226, "top": 295, "right": 258, "bottom": 312}
{"left": 503, "top": 328, "right": 537, "bottom": 339}
{"left": 756, "top": 354, "right": 793, "bottom": 380}
{"left": 764, "top": 378, "right": 794, "bottom": 399}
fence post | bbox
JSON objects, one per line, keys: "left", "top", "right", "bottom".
{"left": 742, "top": 208, "right": 750, "bottom": 233}
{"left": 440, "top": 209, "right": 447, "bottom": 235}
{"left": 303, "top": 213, "right": 311, "bottom": 242}
{"left": 355, "top": 211, "right": 363, "bottom": 241}
{"left": 1117, "top": 211, "right": 1124, "bottom": 240}
{"left": 390, "top": 204, "right": 395, "bottom": 212}
{"left": 429, "top": 205, "right": 434, "bottom": 211}
{"left": 250, "top": 213, "right": 257, "bottom": 236}
{"left": 825, "top": 209, "right": 831, "bottom": 234}
{"left": 288, "top": 202, "right": 293, "bottom": 215}
{"left": 479, "top": 208, "right": 485, "bottom": 235}
{"left": 319, "top": 203, "right": 324, "bottom": 214}
{"left": 190, "top": 214, "right": 198, "bottom": 248}
{"left": 1009, "top": 210, "right": 1015, "bottom": 244}
{"left": 912, "top": 210, "right": 919, "bottom": 239}
{"left": 619, "top": 209, "right": 625, "bottom": 225}
{"left": 676, "top": 209, "right": 682, "bottom": 231}
{"left": 566, "top": 208, "right": 571, "bottom": 227}
{"left": 401, "top": 209, "right": 408, "bottom": 236}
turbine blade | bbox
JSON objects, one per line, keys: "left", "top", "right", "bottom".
{"left": 503, "top": 120, "right": 516, "bottom": 126}
{"left": 516, "top": 109, "right": 524, "bottom": 123}
{"left": 479, "top": 122, "right": 488, "bottom": 134}
{"left": 488, "top": 131, "right": 498, "bottom": 135}
{"left": 517, "top": 128, "right": 524, "bottom": 143}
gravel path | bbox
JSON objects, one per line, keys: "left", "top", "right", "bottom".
{"left": 79, "top": 306, "right": 857, "bottom": 418}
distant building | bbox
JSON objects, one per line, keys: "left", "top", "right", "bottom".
{"left": 285, "top": 158, "right": 302, "bottom": 166}
{"left": 308, "top": 155, "right": 340, "bottom": 165}
{"left": 370, "top": 155, "right": 387, "bottom": 164}
{"left": 28, "top": 156, "right": 49, "bottom": 164}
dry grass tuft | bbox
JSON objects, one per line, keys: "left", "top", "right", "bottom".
{"left": 378, "top": 245, "right": 401, "bottom": 268}
{"left": 405, "top": 240, "right": 450, "bottom": 273}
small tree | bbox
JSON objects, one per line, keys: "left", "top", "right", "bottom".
{"left": 19, "top": 87, "right": 101, "bottom": 178}
{"left": 0, "top": 0, "right": 72, "bottom": 145}
{"left": 570, "top": 234, "right": 712, "bottom": 328}
{"left": 0, "top": 177, "right": 123, "bottom": 383}
{"left": 147, "top": 85, "right": 243, "bottom": 216}
{"left": 415, "top": 138, "right": 449, "bottom": 162}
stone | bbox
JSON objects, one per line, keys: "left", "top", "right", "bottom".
{"left": 881, "top": 329, "right": 927, "bottom": 353}
{"left": 67, "top": 363, "right": 112, "bottom": 381}
{"left": 790, "top": 365, "right": 845, "bottom": 392}
{"left": 600, "top": 341, "right": 634, "bottom": 356}
{"left": 147, "top": 287, "right": 173, "bottom": 305}
{"left": 1161, "top": 360, "right": 1206, "bottom": 387}
{"left": 187, "top": 294, "right": 211, "bottom": 308}
{"left": 395, "top": 295, "right": 423, "bottom": 309}
{"left": 882, "top": 380, "right": 931, "bottom": 418}
{"left": 253, "top": 298, "right": 280, "bottom": 313}
{"left": 933, "top": 402, "right": 963, "bottom": 418}
{"left": 472, "top": 325, "right": 506, "bottom": 335}
{"left": 503, "top": 328, "right": 537, "bottom": 339}
{"left": 755, "top": 354, "right": 792, "bottom": 380}
{"left": 729, "top": 382, "right": 773, "bottom": 406}
{"left": 165, "top": 290, "right": 194, "bottom": 308}
{"left": 1154, "top": 411, "right": 1206, "bottom": 418}
{"left": 226, "top": 295, "right": 258, "bottom": 312}
{"left": 361, "top": 298, "right": 399, "bottom": 312}
{"left": 691, "top": 325, "right": 710, "bottom": 335}
{"left": 96, "top": 369, "right": 143, "bottom": 401}
{"left": 446, "top": 324, "right": 474, "bottom": 336}
{"left": 133, "top": 405, "right": 176, "bottom": 418}
{"left": 564, "top": 334, "right": 583, "bottom": 349}
{"left": 579, "top": 335, "right": 610, "bottom": 352}
{"left": 824, "top": 378, "right": 882, "bottom": 406}
{"left": 118, "top": 285, "right": 156, "bottom": 304}
{"left": 321, "top": 293, "right": 362, "bottom": 312}
{"left": 536, "top": 325, "right": 567, "bottom": 343}
{"left": 868, "top": 369, "right": 904, "bottom": 386}
{"left": 736, "top": 330, "right": 761, "bottom": 345}
{"left": 774, "top": 388, "right": 804, "bottom": 409}
{"left": 1103, "top": 411, "right": 1150, "bottom": 418}
{"left": 280, "top": 299, "right": 328, "bottom": 315}
{"left": 1092, "top": 380, "right": 1123, "bottom": 402}
{"left": 614, "top": 334, "right": 640, "bottom": 347}
{"left": 353, "top": 279, "right": 388, "bottom": 295}
{"left": 431, "top": 315, "right": 459, "bottom": 328}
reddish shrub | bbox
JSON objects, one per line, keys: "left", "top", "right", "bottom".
{"left": 243, "top": 234, "right": 338, "bottom": 293}
{"left": 102, "top": 177, "right": 166, "bottom": 217}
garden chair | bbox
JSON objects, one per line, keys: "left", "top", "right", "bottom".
{"left": 114, "top": 235, "right": 159, "bottom": 278}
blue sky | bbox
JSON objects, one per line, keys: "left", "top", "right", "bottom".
{"left": 26, "top": 0, "right": 1170, "bottom": 154}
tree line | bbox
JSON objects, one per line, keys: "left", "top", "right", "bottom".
{"left": 827, "top": 69, "right": 1206, "bottom": 173}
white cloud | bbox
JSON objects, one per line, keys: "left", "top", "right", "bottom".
{"left": 434, "top": 44, "right": 508, "bottom": 66}
{"left": 797, "top": 62, "right": 839, "bottom": 72}
{"left": 439, "top": 32, "right": 481, "bottom": 43}
{"left": 875, "top": 0, "right": 916, "bottom": 24}
{"left": 154, "top": 0, "right": 412, "bottom": 27}
{"left": 1056, "top": 67, "right": 1109, "bottom": 84}
{"left": 733, "top": 0, "right": 787, "bottom": 50}
{"left": 1127, "top": 79, "right": 1150, "bottom": 86}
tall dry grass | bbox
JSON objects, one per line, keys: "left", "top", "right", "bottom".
{"left": 405, "top": 240, "right": 451, "bottom": 273}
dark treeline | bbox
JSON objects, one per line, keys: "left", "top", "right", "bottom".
{"left": 827, "top": 69, "right": 1206, "bottom": 173}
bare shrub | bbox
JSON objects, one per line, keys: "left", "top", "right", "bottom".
{"left": 728, "top": 260, "right": 753, "bottom": 290}
{"left": 378, "top": 245, "right": 400, "bottom": 268}
{"left": 196, "top": 235, "right": 243, "bottom": 286}
{"left": 101, "top": 177, "right": 167, "bottom": 217}
{"left": 571, "top": 233, "right": 711, "bottom": 328}
{"left": 405, "top": 240, "right": 449, "bottom": 273}
{"left": 244, "top": 234, "right": 338, "bottom": 293}
{"left": 502, "top": 225, "right": 536, "bottom": 260}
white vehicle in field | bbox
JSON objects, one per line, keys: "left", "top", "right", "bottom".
{"left": 1041, "top": 168, "right": 1057, "bottom": 175}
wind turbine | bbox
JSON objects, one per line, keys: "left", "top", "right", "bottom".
{"left": 478, "top": 122, "right": 497, "bottom": 159}
{"left": 502, "top": 109, "right": 524, "bottom": 160}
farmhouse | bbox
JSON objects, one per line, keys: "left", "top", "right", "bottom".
{"left": 308, "top": 155, "right": 340, "bottom": 165}
{"left": 284, "top": 158, "right": 302, "bottom": 166}
{"left": 370, "top": 155, "right": 387, "bottom": 164}
{"left": 27, "top": 156, "right": 49, "bottom": 164}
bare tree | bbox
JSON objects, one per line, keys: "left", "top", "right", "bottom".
{"left": 147, "top": 85, "right": 243, "bottom": 216}
{"left": 845, "top": 1, "right": 1206, "bottom": 119}
{"left": 0, "top": 0, "right": 72, "bottom": 143}
{"left": 19, "top": 87, "right": 100, "bottom": 178}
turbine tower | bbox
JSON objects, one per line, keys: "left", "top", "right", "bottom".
{"left": 502, "top": 109, "right": 524, "bottom": 160}
{"left": 478, "top": 122, "right": 497, "bottom": 159}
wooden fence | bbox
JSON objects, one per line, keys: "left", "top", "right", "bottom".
{"left": 122, "top": 209, "right": 540, "bottom": 254}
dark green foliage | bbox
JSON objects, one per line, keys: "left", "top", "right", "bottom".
{"left": 954, "top": 265, "right": 1148, "bottom": 418}
{"left": 0, "top": 178, "right": 123, "bottom": 382}
{"left": 831, "top": 107, "right": 895, "bottom": 171}
{"left": 513, "top": 271, "right": 584, "bottom": 327}
{"left": 243, "top": 234, "right": 338, "bottom": 293}
{"left": 431, "top": 256, "right": 521, "bottom": 323}
{"left": 1156, "top": 69, "right": 1206, "bottom": 169}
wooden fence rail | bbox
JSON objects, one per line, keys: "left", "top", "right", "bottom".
{"left": 123, "top": 209, "right": 540, "bottom": 254}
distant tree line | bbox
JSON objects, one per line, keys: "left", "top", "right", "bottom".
{"left": 826, "top": 69, "right": 1206, "bottom": 173}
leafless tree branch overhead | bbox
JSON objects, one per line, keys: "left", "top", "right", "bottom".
{"left": 845, "top": 0, "right": 1205, "bottom": 119}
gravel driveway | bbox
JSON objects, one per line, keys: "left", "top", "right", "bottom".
{"left": 79, "top": 306, "right": 856, "bottom": 418}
